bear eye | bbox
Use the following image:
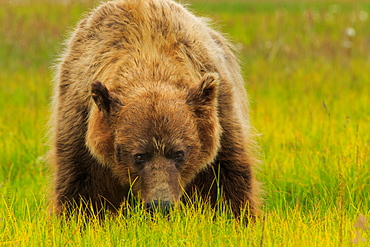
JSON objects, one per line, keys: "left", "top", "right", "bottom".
{"left": 134, "top": 153, "right": 146, "bottom": 163}
{"left": 173, "top": 151, "right": 185, "bottom": 160}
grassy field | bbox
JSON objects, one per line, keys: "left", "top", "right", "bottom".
{"left": 1, "top": 0, "right": 369, "bottom": 246}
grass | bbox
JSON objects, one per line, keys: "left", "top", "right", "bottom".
{"left": 1, "top": 0, "right": 369, "bottom": 246}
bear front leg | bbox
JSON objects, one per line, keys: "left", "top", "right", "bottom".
{"left": 188, "top": 127, "right": 262, "bottom": 220}
{"left": 51, "top": 104, "right": 125, "bottom": 216}
{"left": 52, "top": 145, "right": 125, "bottom": 216}
{"left": 215, "top": 142, "right": 261, "bottom": 219}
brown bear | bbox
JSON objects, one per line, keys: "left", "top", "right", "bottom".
{"left": 49, "top": 0, "right": 262, "bottom": 219}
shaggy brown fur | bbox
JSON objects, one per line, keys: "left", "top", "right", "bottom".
{"left": 49, "top": 0, "right": 262, "bottom": 219}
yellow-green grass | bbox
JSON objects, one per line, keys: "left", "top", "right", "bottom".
{"left": 1, "top": 0, "right": 369, "bottom": 246}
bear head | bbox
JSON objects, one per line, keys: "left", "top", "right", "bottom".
{"left": 86, "top": 74, "right": 221, "bottom": 207}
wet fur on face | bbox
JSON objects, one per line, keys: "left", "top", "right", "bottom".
{"left": 87, "top": 75, "right": 220, "bottom": 202}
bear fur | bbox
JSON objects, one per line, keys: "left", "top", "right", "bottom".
{"left": 49, "top": 0, "right": 262, "bottom": 218}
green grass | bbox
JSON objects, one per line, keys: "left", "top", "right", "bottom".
{"left": 1, "top": 0, "right": 369, "bottom": 246}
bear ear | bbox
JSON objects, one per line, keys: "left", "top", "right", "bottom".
{"left": 91, "top": 81, "right": 121, "bottom": 114}
{"left": 186, "top": 73, "right": 219, "bottom": 111}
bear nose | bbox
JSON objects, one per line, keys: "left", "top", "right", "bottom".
{"left": 145, "top": 200, "right": 173, "bottom": 214}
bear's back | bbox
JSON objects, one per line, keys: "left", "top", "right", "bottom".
{"left": 56, "top": 0, "right": 249, "bottom": 126}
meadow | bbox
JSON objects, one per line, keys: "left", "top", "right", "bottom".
{"left": 0, "top": 0, "right": 369, "bottom": 246}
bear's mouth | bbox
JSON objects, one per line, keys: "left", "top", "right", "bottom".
{"left": 145, "top": 200, "right": 173, "bottom": 215}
